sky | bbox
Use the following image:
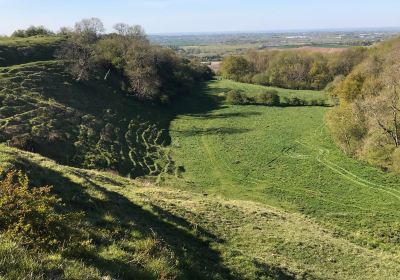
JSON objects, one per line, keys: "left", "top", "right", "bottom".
{"left": 1, "top": 0, "right": 400, "bottom": 35}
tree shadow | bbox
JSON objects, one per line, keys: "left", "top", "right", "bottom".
{"left": 253, "top": 260, "right": 297, "bottom": 280}
{"left": 9, "top": 154, "right": 238, "bottom": 280}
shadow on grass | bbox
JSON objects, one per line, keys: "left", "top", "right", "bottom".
{"left": 6, "top": 152, "right": 238, "bottom": 280}
{"left": 253, "top": 260, "right": 296, "bottom": 280}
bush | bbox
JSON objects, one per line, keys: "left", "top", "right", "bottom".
{"left": 8, "top": 135, "right": 38, "bottom": 152}
{"left": 0, "top": 169, "right": 83, "bottom": 250}
{"left": 251, "top": 73, "right": 269, "bottom": 85}
{"left": 226, "top": 90, "right": 245, "bottom": 105}
{"left": 310, "top": 99, "right": 326, "bottom": 106}
{"left": 284, "top": 97, "right": 307, "bottom": 106}
{"left": 256, "top": 90, "right": 280, "bottom": 106}
{"left": 11, "top": 26, "right": 53, "bottom": 38}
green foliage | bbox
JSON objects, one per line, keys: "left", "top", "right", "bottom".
{"left": 256, "top": 90, "right": 280, "bottom": 106}
{"left": 326, "top": 102, "right": 367, "bottom": 155}
{"left": 220, "top": 47, "right": 367, "bottom": 90}
{"left": 327, "top": 36, "right": 400, "bottom": 171}
{"left": 226, "top": 90, "right": 245, "bottom": 105}
{"left": 11, "top": 26, "right": 53, "bottom": 38}
{"left": 0, "top": 169, "right": 82, "bottom": 249}
{"left": 58, "top": 19, "right": 212, "bottom": 102}
{"left": 220, "top": 56, "right": 252, "bottom": 81}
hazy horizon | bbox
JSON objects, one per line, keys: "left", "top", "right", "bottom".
{"left": 2, "top": 0, "right": 400, "bottom": 35}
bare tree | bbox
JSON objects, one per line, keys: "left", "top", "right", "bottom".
{"left": 364, "top": 58, "right": 400, "bottom": 147}
{"left": 113, "top": 23, "right": 146, "bottom": 40}
{"left": 57, "top": 18, "right": 104, "bottom": 81}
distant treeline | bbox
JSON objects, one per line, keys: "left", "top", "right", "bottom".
{"left": 220, "top": 48, "right": 367, "bottom": 90}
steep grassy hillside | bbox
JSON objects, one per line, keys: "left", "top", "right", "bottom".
{"left": 0, "top": 58, "right": 176, "bottom": 178}
{"left": 2, "top": 145, "right": 400, "bottom": 280}
{"left": 0, "top": 36, "right": 62, "bottom": 67}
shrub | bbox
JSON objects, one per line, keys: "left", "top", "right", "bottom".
{"left": 284, "top": 97, "right": 307, "bottom": 106}
{"left": 8, "top": 135, "right": 38, "bottom": 152}
{"left": 256, "top": 90, "right": 280, "bottom": 106}
{"left": 310, "top": 99, "right": 327, "bottom": 106}
{"left": 11, "top": 26, "right": 53, "bottom": 38}
{"left": 0, "top": 169, "right": 83, "bottom": 250}
{"left": 226, "top": 90, "right": 245, "bottom": 105}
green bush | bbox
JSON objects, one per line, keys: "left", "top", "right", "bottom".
{"left": 283, "top": 97, "right": 307, "bottom": 106}
{"left": 256, "top": 90, "right": 280, "bottom": 106}
{"left": 226, "top": 90, "right": 245, "bottom": 105}
{"left": 11, "top": 26, "right": 53, "bottom": 38}
{"left": 0, "top": 169, "right": 83, "bottom": 250}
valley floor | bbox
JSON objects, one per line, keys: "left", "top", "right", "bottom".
{"left": 1, "top": 78, "right": 400, "bottom": 279}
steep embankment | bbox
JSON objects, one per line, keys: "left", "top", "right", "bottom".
{"left": 0, "top": 37, "right": 175, "bottom": 177}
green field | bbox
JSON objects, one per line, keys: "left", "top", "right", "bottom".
{"left": 167, "top": 79, "right": 400, "bottom": 261}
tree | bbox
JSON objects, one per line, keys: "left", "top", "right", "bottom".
{"left": 124, "top": 41, "right": 160, "bottom": 100}
{"left": 220, "top": 56, "right": 253, "bottom": 81}
{"left": 113, "top": 23, "right": 146, "bottom": 39}
{"left": 57, "top": 18, "right": 104, "bottom": 81}
{"left": 364, "top": 61, "right": 400, "bottom": 147}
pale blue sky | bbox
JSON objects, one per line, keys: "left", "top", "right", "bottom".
{"left": 1, "top": 0, "right": 400, "bottom": 35}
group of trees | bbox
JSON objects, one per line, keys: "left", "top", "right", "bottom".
{"left": 326, "top": 37, "right": 400, "bottom": 172}
{"left": 220, "top": 48, "right": 367, "bottom": 90}
{"left": 57, "top": 18, "right": 213, "bottom": 102}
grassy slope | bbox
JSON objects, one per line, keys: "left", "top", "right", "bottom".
{"left": 1, "top": 145, "right": 400, "bottom": 280}
{"left": 165, "top": 79, "right": 400, "bottom": 277}
{"left": 0, "top": 60, "right": 174, "bottom": 177}
{"left": 0, "top": 36, "right": 62, "bottom": 67}
{"left": 1, "top": 37, "right": 400, "bottom": 279}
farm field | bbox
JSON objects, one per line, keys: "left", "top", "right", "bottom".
{"left": 167, "top": 79, "right": 400, "bottom": 256}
